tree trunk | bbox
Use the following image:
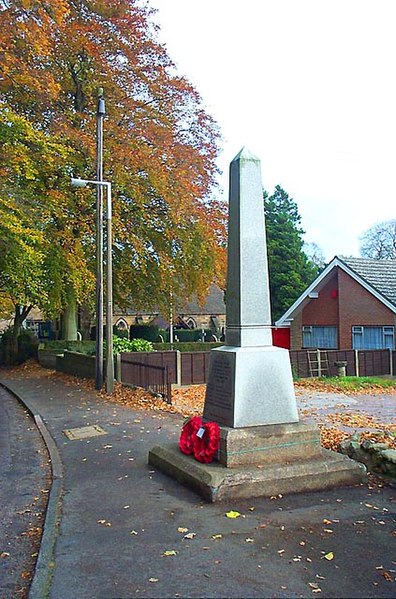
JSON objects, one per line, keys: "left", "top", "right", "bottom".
{"left": 79, "top": 303, "right": 94, "bottom": 340}
{"left": 4, "top": 305, "right": 32, "bottom": 365}
{"left": 61, "top": 295, "right": 78, "bottom": 340}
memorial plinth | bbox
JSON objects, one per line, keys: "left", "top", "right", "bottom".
{"left": 148, "top": 148, "right": 366, "bottom": 501}
{"left": 203, "top": 345, "right": 298, "bottom": 428}
{"left": 148, "top": 442, "right": 366, "bottom": 503}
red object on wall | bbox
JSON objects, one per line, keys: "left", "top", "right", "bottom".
{"left": 272, "top": 327, "right": 290, "bottom": 349}
{"left": 331, "top": 289, "right": 338, "bottom": 299}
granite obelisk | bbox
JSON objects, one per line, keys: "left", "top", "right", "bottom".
{"left": 203, "top": 148, "right": 298, "bottom": 428}
{"left": 148, "top": 149, "right": 366, "bottom": 502}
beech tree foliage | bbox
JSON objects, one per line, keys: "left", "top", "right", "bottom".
{"left": 0, "top": 0, "right": 226, "bottom": 342}
{"left": 264, "top": 185, "right": 319, "bottom": 322}
{"left": 360, "top": 220, "right": 396, "bottom": 260}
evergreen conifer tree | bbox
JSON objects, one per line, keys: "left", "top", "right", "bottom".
{"left": 264, "top": 185, "right": 319, "bottom": 322}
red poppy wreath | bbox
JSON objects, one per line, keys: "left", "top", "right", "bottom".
{"left": 193, "top": 421, "right": 220, "bottom": 463}
{"left": 179, "top": 417, "right": 220, "bottom": 463}
{"left": 179, "top": 416, "right": 203, "bottom": 455}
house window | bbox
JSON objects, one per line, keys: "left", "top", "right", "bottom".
{"left": 302, "top": 326, "right": 337, "bottom": 349}
{"left": 352, "top": 326, "right": 395, "bottom": 350}
{"left": 186, "top": 318, "right": 196, "bottom": 329}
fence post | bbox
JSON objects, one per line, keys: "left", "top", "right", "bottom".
{"left": 115, "top": 353, "right": 122, "bottom": 382}
{"left": 176, "top": 350, "right": 182, "bottom": 387}
{"left": 390, "top": 348, "right": 393, "bottom": 376}
{"left": 355, "top": 350, "right": 359, "bottom": 377}
{"left": 166, "top": 366, "right": 172, "bottom": 404}
{"left": 317, "top": 349, "right": 321, "bottom": 377}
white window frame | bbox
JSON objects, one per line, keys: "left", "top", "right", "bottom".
{"left": 302, "top": 325, "right": 337, "bottom": 349}
{"left": 352, "top": 325, "right": 395, "bottom": 350}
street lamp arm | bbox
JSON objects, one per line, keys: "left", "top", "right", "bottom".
{"left": 69, "top": 175, "right": 114, "bottom": 394}
{"left": 71, "top": 177, "right": 111, "bottom": 190}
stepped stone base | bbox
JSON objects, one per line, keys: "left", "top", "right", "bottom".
{"left": 148, "top": 423, "right": 367, "bottom": 502}
{"left": 218, "top": 422, "right": 321, "bottom": 467}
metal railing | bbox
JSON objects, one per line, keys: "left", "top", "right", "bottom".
{"left": 120, "top": 356, "right": 172, "bottom": 404}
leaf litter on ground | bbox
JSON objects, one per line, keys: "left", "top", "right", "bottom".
{"left": 7, "top": 361, "right": 396, "bottom": 453}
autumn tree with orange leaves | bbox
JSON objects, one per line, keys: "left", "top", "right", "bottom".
{"left": 0, "top": 0, "right": 226, "bottom": 349}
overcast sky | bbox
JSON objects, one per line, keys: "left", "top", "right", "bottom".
{"left": 150, "top": 0, "right": 396, "bottom": 262}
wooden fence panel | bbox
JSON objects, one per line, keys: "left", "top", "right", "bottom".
{"left": 180, "top": 352, "right": 210, "bottom": 385}
{"left": 120, "top": 351, "right": 178, "bottom": 384}
{"left": 119, "top": 348, "right": 394, "bottom": 387}
{"left": 289, "top": 351, "right": 309, "bottom": 378}
{"left": 326, "top": 350, "right": 356, "bottom": 376}
{"left": 358, "top": 350, "right": 391, "bottom": 376}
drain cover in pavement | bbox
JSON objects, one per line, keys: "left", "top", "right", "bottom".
{"left": 63, "top": 425, "right": 107, "bottom": 440}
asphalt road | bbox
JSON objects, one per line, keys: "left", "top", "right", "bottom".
{"left": 0, "top": 386, "right": 51, "bottom": 599}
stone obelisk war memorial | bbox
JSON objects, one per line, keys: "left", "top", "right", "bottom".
{"left": 149, "top": 149, "right": 366, "bottom": 502}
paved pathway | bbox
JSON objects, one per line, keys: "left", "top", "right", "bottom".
{"left": 298, "top": 390, "right": 396, "bottom": 433}
{"left": 0, "top": 373, "right": 395, "bottom": 599}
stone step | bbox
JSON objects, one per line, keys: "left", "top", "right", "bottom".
{"left": 148, "top": 444, "right": 367, "bottom": 502}
{"left": 218, "top": 422, "right": 322, "bottom": 467}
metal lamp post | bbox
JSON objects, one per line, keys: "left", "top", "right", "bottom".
{"left": 71, "top": 177, "right": 114, "bottom": 394}
{"left": 95, "top": 90, "right": 105, "bottom": 390}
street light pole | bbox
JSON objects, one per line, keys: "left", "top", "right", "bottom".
{"left": 95, "top": 88, "right": 105, "bottom": 390}
{"left": 71, "top": 178, "right": 114, "bottom": 394}
{"left": 105, "top": 183, "right": 114, "bottom": 393}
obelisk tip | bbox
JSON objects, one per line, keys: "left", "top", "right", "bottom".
{"left": 231, "top": 147, "right": 260, "bottom": 163}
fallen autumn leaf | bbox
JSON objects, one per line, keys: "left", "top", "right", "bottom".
{"left": 225, "top": 511, "right": 241, "bottom": 519}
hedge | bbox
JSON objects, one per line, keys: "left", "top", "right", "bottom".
{"left": 129, "top": 324, "right": 159, "bottom": 342}
{"left": 40, "top": 340, "right": 96, "bottom": 355}
{"left": 152, "top": 342, "right": 223, "bottom": 352}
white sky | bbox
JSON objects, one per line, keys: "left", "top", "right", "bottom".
{"left": 150, "top": 0, "right": 396, "bottom": 262}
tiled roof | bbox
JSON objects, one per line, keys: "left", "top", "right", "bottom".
{"left": 114, "top": 284, "right": 226, "bottom": 317}
{"left": 276, "top": 255, "right": 396, "bottom": 326}
{"left": 339, "top": 256, "right": 396, "bottom": 307}
{"left": 178, "top": 284, "right": 226, "bottom": 315}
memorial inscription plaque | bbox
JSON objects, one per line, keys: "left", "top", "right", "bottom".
{"left": 204, "top": 351, "right": 235, "bottom": 421}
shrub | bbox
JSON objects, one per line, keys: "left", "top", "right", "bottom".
{"left": 40, "top": 340, "right": 96, "bottom": 355}
{"left": 158, "top": 329, "right": 169, "bottom": 342}
{"left": 0, "top": 327, "right": 38, "bottom": 365}
{"left": 152, "top": 342, "right": 222, "bottom": 352}
{"left": 18, "top": 329, "right": 39, "bottom": 361}
{"left": 172, "top": 328, "right": 214, "bottom": 342}
{"left": 113, "top": 336, "right": 153, "bottom": 354}
{"left": 129, "top": 324, "right": 159, "bottom": 342}
{"left": 114, "top": 328, "right": 129, "bottom": 339}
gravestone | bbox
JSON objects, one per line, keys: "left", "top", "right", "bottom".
{"left": 148, "top": 149, "right": 366, "bottom": 501}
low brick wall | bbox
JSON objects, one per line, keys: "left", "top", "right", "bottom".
{"left": 38, "top": 349, "right": 63, "bottom": 369}
{"left": 56, "top": 351, "right": 96, "bottom": 379}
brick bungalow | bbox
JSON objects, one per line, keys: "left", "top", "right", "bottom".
{"left": 275, "top": 256, "right": 396, "bottom": 351}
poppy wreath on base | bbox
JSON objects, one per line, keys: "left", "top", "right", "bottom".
{"left": 193, "top": 421, "right": 220, "bottom": 464}
{"left": 179, "top": 416, "right": 203, "bottom": 455}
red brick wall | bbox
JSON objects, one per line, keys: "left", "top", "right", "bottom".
{"left": 293, "top": 267, "right": 396, "bottom": 349}
{"left": 302, "top": 273, "right": 339, "bottom": 325}
{"left": 338, "top": 269, "right": 394, "bottom": 349}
